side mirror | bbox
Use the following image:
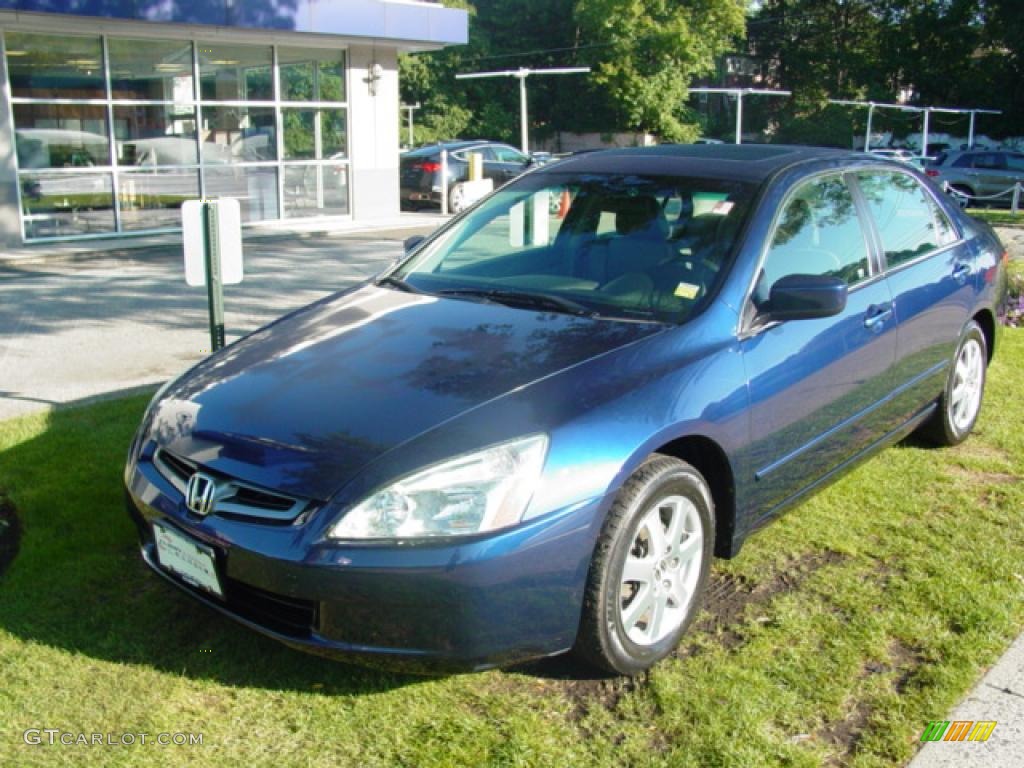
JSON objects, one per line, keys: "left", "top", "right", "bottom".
{"left": 766, "top": 274, "right": 848, "bottom": 322}
{"left": 403, "top": 235, "right": 425, "bottom": 253}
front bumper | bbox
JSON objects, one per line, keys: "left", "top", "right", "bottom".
{"left": 125, "top": 458, "right": 607, "bottom": 673}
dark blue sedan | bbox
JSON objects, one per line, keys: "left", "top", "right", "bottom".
{"left": 125, "top": 145, "right": 1008, "bottom": 675}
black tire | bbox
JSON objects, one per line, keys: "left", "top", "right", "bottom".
{"left": 920, "top": 320, "right": 988, "bottom": 446}
{"left": 575, "top": 455, "right": 715, "bottom": 676}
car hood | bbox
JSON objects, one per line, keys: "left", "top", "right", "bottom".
{"left": 148, "top": 284, "right": 665, "bottom": 500}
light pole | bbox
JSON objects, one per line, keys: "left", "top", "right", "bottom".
{"left": 688, "top": 88, "right": 790, "bottom": 145}
{"left": 830, "top": 100, "right": 1001, "bottom": 154}
{"left": 400, "top": 102, "right": 421, "bottom": 147}
{"left": 689, "top": 88, "right": 791, "bottom": 144}
{"left": 455, "top": 67, "right": 591, "bottom": 153}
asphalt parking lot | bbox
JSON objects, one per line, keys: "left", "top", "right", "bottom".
{"left": 0, "top": 228, "right": 433, "bottom": 422}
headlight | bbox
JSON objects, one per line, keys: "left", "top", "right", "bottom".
{"left": 328, "top": 435, "right": 548, "bottom": 540}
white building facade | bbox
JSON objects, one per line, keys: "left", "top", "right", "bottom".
{"left": 0, "top": 0, "right": 467, "bottom": 248}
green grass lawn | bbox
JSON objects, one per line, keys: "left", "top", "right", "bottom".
{"left": 2, "top": 333, "right": 1023, "bottom": 767}
{"left": 967, "top": 208, "right": 1024, "bottom": 227}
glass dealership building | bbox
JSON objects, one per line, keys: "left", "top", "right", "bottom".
{"left": 0, "top": 0, "right": 466, "bottom": 248}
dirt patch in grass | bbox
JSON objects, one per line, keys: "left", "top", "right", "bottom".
{"left": 817, "top": 639, "right": 925, "bottom": 765}
{"left": 944, "top": 465, "right": 1018, "bottom": 486}
{"left": 685, "top": 549, "right": 850, "bottom": 654}
{"left": 0, "top": 493, "right": 21, "bottom": 578}
{"left": 518, "top": 548, "right": 852, "bottom": 724}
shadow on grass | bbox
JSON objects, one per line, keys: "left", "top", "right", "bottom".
{"left": 0, "top": 392, "right": 423, "bottom": 696}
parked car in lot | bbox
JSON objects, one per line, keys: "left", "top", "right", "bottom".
{"left": 867, "top": 148, "right": 916, "bottom": 163}
{"left": 925, "top": 149, "right": 1024, "bottom": 206}
{"left": 400, "top": 140, "right": 535, "bottom": 213}
{"left": 126, "top": 145, "right": 1007, "bottom": 675}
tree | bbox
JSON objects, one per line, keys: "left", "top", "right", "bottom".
{"left": 399, "top": 0, "right": 746, "bottom": 145}
{"left": 748, "top": 0, "right": 1019, "bottom": 142}
{"left": 573, "top": 0, "right": 747, "bottom": 141}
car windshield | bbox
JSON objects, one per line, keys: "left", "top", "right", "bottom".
{"left": 391, "top": 171, "right": 757, "bottom": 323}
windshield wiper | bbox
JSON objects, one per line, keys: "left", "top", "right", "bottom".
{"left": 437, "top": 288, "right": 595, "bottom": 317}
{"left": 374, "top": 275, "right": 420, "bottom": 293}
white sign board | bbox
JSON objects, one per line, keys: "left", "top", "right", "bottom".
{"left": 459, "top": 178, "right": 494, "bottom": 210}
{"left": 182, "top": 199, "right": 243, "bottom": 287}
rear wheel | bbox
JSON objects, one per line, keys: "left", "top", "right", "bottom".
{"left": 449, "top": 183, "right": 468, "bottom": 214}
{"left": 921, "top": 320, "right": 987, "bottom": 446}
{"left": 575, "top": 455, "right": 714, "bottom": 675}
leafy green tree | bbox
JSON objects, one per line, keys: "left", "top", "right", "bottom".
{"left": 573, "top": 0, "right": 746, "bottom": 141}
{"left": 400, "top": 0, "right": 745, "bottom": 145}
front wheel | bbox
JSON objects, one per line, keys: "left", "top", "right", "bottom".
{"left": 921, "top": 320, "right": 987, "bottom": 446}
{"left": 575, "top": 455, "right": 714, "bottom": 675}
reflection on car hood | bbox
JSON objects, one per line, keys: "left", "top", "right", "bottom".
{"left": 148, "top": 284, "right": 665, "bottom": 500}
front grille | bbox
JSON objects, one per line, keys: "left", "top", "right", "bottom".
{"left": 229, "top": 486, "right": 297, "bottom": 512}
{"left": 153, "top": 448, "right": 309, "bottom": 524}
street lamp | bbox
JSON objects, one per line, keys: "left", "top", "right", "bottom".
{"left": 455, "top": 67, "right": 591, "bottom": 153}
{"left": 830, "top": 99, "right": 1002, "bottom": 154}
{"left": 689, "top": 88, "right": 791, "bottom": 144}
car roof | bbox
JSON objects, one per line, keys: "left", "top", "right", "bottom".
{"left": 540, "top": 144, "right": 873, "bottom": 183}
{"left": 405, "top": 140, "right": 508, "bottom": 157}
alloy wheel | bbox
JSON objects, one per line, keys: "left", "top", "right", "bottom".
{"left": 950, "top": 337, "right": 984, "bottom": 433}
{"left": 618, "top": 495, "right": 704, "bottom": 646}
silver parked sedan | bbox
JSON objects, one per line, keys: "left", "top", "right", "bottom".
{"left": 925, "top": 150, "right": 1024, "bottom": 206}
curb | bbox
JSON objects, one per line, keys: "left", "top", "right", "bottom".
{"left": 0, "top": 217, "right": 450, "bottom": 269}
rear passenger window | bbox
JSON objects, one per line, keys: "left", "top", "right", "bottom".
{"left": 755, "top": 175, "right": 870, "bottom": 306}
{"left": 1007, "top": 154, "right": 1024, "bottom": 172}
{"left": 856, "top": 171, "right": 956, "bottom": 269}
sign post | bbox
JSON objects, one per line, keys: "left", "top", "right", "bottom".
{"left": 183, "top": 199, "right": 243, "bottom": 353}
{"left": 202, "top": 203, "right": 225, "bottom": 350}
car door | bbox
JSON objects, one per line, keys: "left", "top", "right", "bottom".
{"left": 740, "top": 172, "right": 898, "bottom": 516}
{"left": 1005, "top": 153, "right": 1024, "bottom": 192}
{"left": 852, "top": 169, "right": 972, "bottom": 423}
{"left": 971, "top": 152, "right": 1008, "bottom": 197}
{"left": 489, "top": 144, "right": 531, "bottom": 183}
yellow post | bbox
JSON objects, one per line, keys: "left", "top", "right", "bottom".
{"left": 468, "top": 152, "right": 483, "bottom": 182}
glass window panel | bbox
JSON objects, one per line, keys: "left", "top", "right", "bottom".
{"left": 114, "top": 105, "right": 197, "bottom": 166}
{"left": 857, "top": 171, "right": 956, "bottom": 268}
{"left": 19, "top": 172, "right": 114, "bottom": 239}
{"left": 13, "top": 104, "right": 110, "bottom": 169}
{"left": 198, "top": 43, "right": 273, "bottom": 101}
{"left": 108, "top": 39, "right": 194, "bottom": 102}
{"left": 282, "top": 108, "right": 316, "bottom": 160}
{"left": 283, "top": 164, "right": 349, "bottom": 218}
{"left": 493, "top": 145, "right": 528, "bottom": 163}
{"left": 756, "top": 175, "right": 869, "bottom": 305}
{"left": 201, "top": 106, "right": 276, "bottom": 163}
{"left": 322, "top": 163, "right": 349, "bottom": 215}
{"left": 118, "top": 169, "right": 199, "bottom": 231}
{"left": 5, "top": 32, "right": 105, "bottom": 99}
{"left": 283, "top": 165, "right": 317, "bottom": 216}
{"left": 322, "top": 109, "right": 347, "bottom": 159}
{"left": 278, "top": 47, "right": 346, "bottom": 102}
{"left": 203, "top": 166, "right": 278, "bottom": 221}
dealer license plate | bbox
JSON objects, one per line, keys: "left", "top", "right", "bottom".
{"left": 153, "top": 523, "right": 223, "bottom": 598}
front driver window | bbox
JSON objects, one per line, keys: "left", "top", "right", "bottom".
{"left": 754, "top": 174, "right": 870, "bottom": 309}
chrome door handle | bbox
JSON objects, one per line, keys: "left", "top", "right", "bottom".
{"left": 952, "top": 263, "right": 971, "bottom": 284}
{"left": 864, "top": 303, "right": 894, "bottom": 331}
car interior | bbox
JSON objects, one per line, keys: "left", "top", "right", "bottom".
{"left": 410, "top": 180, "right": 752, "bottom": 320}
